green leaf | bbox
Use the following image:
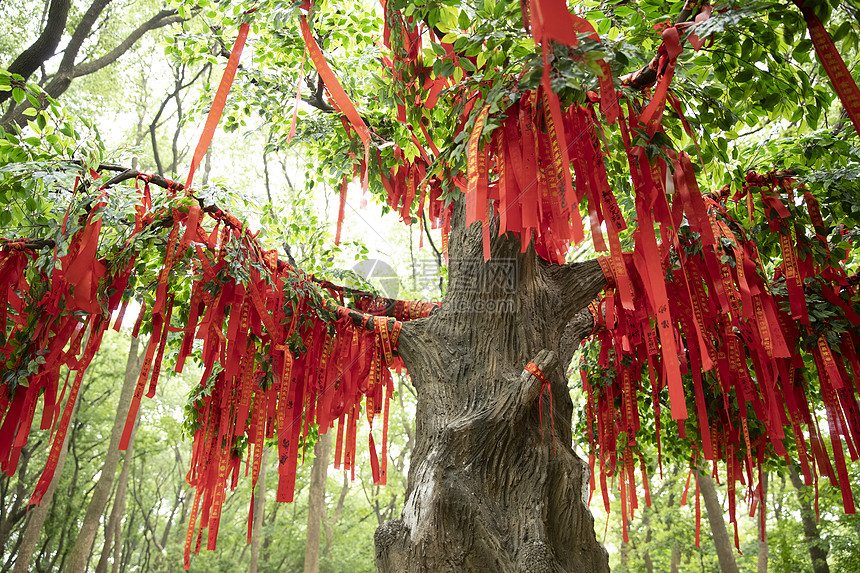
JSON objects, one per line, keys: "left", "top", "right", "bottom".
{"left": 458, "top": 10, "right": 470, "bottom": 30}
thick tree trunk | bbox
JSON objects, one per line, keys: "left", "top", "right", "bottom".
{"left": 788, "top": 467, "right": 830, "bottom": 573}
{"left": 375, "top": 206, "right": 609, "bottom": 572}
{"left": 304, "top": 432, "right": 331, "bottom": 573}
{"left": 11, "top": 399, "right": 77, "bottom": 573}
{"left": 249, "top": 446, "right": 269, "bottom": 573}
{"left": 698, "top": 470, "right": 740, "bottom": 573}
{"left": 65, "top": 336, "right": 142, "bottom": 573}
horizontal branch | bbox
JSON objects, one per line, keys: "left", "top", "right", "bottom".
{"left": 450, "top": 348, "right": 557, "bottom": 429}
{"left": 540, "top": 258, "right": 607, "bottom": 331}
{"left": 0, "top": 163, "right": 437, "bottom": 327}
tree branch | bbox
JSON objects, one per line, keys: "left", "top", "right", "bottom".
{"left": 0, "top": 0, "right": 71, "bottom": 104}
{"left": 540, "top": 258, "right": 607, "bottom": 330}
{"left": 2, "top": 3, "right": 194, "bottom": 129}
{"left": 621, "top": 0, "right": 702, "bottom": 90}
{"left": 72, "top": 10, "right": 184, "bottom": 78}
{"left": 453, "top": 348, "right": 557, "bottom": 429}
{"left": 0, "top": 163, "right": 439, "bottom": 334}
{"left": 55, "top": 0, "right": 113, "bottom": 79}
{"left": 561, "top": 307, "right": 596, "bottom": 349}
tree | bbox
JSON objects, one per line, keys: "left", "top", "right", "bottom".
{"left": 698, "top": 470, "right": 740, "bottom": 573}
{"left": 304, "top": 432, "right": 331, "bottom": 573}
{"left": 788, "top": 466, "right": 831, "bottom": 573}
{"left": 0, "top": 0, "right": 188, "bottom": 128}
{"left": 10, "top": 396, "right": 76, "bottom": 573}
{"left": 65, "top": 336, "right": 142, "bottom": 573}
{"left": 1, "top": 0, "right": 860, "bottom": 572}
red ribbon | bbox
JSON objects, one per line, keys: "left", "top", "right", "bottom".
{"left": 794, "top": 0, "right": 860, "bottom": 137}
{"left": 185, "top": 22, "right": 250, "bottom": 191}
{"left": 525, "top": 361, "right": 556, "bottom": 449}
{"left": 300, "top": 15, "right": 371, "bottom": 194}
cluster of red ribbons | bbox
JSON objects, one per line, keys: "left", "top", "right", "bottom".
{"left": 0, "top": 188, "right": 117, "bottom": 508}
{"left": 4, "top": 0, "right": 860, "bottom": 565}
{"left": 582, "top": 169, "right": 859, "bottom": 547}
{"left": 0, "top": 11, "right": 451, "bottom": 569}
{"left": 465, "top": 93, "right": 633, "bottom": 264}
{"left": 0, "top": 170, "right": 438, "bottom": 568}
{"left": 458, "top": 0, "right": 622, "bottom": 263}
{"left": 447, "top": 0, "right": 860, "bottom": 548}
{"left": 375, "top": 0, "right": 458, "bottom": 253}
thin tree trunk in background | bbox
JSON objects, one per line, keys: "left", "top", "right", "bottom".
{"left": 641, "top": 523, "right": 654, "bottom": 573}
{"left": 669, "top": 544, "right": 682, "bottom": 573}
{"left": 0, "top": 439, "right": 41, "bottom": 560}
{"left": 698, "top": 470, "right": 740, "bottom": 573}
{"left": 323, "top": 471, "right": 349, "bottom": 564}
{"left": 95, "top": 408, "right": 141, "bottom": 573}
{"left": 304, "top": 432, "right": 331, "bottom": 573}
{"left": 789, "top": 467, "right": 830, "bottom": 573}
{"left": 757, "top": 471, "right": 768, "bottom": 573}
{"left": 65, "top": 337, "right": 142, "bottom": 573}
{"left": 249, "top": 446, "right": 269, "bottom": 573}
{"left": 12, "top": 397, "right": 78, "bottom": 573}
{"left": 620, "top": 535, "right": 630, "bottom": 567}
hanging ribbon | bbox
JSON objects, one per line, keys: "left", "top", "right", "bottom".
{"left": 185, "top": 22, "right": 251, "bottom": 191}
{"left": 793, "top": 0, "right": 860, "bottom": 137}
{"left": 299, "top": 15, "right": 371, "bottom": 194}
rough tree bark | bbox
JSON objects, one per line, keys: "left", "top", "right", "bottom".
{"left": 698, "top": 470, "right": 740, "bottom": 573}
{"left": 65, "top": 336, "right": 142, "bottom": 573}
{"left": 788, "top": 467, "right": 830, "bottom": 573}
{"left": 304, "top": 432, "right": 332, "bottom": 573}
{"left": 374, "top": 204, "right": 609, "bottom": 572}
